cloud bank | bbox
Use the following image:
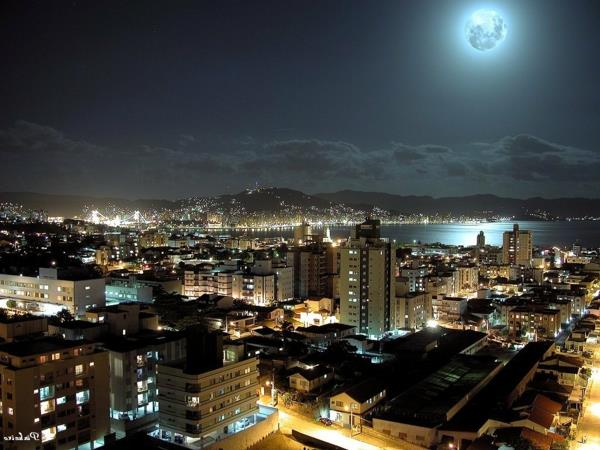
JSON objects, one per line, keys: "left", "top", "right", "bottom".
{"left": 0, "top": 121, "right": 598, "bottom": 199}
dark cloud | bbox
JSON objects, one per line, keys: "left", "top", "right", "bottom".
{"left": 1, "top": 121, "right": 599, "bottom": 198}
{"left": 495, "top": 134, "right": 577, "bottom": 156}
{"left": 392, "top": 148, "right": 426, "bottom": 163}
{"left": 445, "top": 161, "right": 468, "bottom": 177}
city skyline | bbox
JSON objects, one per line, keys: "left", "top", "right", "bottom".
{"left": 2, "top": 2, "right": 600, "bottom": 450}
{"left": 2, "top": 0, "right": 600, "bottom": 199}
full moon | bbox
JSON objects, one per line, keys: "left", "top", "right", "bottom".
{"left": 465, "top": 9, "right": 507, "bottom": 51}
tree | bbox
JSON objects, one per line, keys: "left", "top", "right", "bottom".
{"left": 56, "top": 308, "right": 75, "bottom": 323}
{"left": 6, "top": 299, "right": 17, "bottom": 309}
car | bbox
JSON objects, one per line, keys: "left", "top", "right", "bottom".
{"left": 318, "top": 417, "right": 333, "bottom": 426}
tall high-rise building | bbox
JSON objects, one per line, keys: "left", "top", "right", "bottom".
{"left": 502, "top": 224, "right": 533, "bottom": 266}
{"left": 103, "top": 331, "right": 186, "bottom": 437}
{"left": 339, "top": 218, "right": 394, "bottom": 337}
{"left": 476, "top": 231, "right": 485, "bottom": 248}
{"left": 286, "top": 243, "right": 335, "bottom": 298}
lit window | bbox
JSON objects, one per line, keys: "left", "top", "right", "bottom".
{"left": 40, "top": 385, "right": 54, "bottom": 400}
{"left": 8, "top": 407, "right": 14, "bottom": 415}
{"left": 76, "top": 390, "right": 89, "bottom": 405}
{"left": 40, "top": 400, "right": 55, "bottom": 415}
{"left": 41, "top": 427, "right": 56, "bottom": 443}
{"left": 75, "top": 364, "right": 83, "bottom": 375}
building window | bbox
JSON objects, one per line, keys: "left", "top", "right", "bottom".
{"left": 41, "top": 400, "right": 55, "bottom": 415}
{"left": 41, "top": 427, "right": 56, "bottom": 443}
{"left": 76, "top": 390, "right": 89, "bottom": 405}
{"left": 40, "top": 385, "right": 54, "bottom": 400}
{"left": 75, "top": 364, "right": 83, "bottom": 375}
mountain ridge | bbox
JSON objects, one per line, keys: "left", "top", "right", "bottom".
{"left": 2, "top": 189, "right": 600, "bottom": 218}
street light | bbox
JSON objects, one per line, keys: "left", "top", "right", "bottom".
{"left": 270, "top": 368, "right": 277, "bottom": 406}
{"left": 344, "top": 403, "right": 360, "bottom": 437}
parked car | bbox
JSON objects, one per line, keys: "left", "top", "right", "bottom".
{"left": 318, "top": 417, "right": 333, "bottom": 426}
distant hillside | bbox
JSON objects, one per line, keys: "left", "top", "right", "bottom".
{"left": 2, "top": 188, "right": 600, "bottom": 218}
{"left": 314, "top": 190, "right": 600, "bottom": 217}
{"left": 0, "top": 192, "right": 175, "bottom": 216}
{"left": 215, "top": 187, "right": 334, "bottom": 212}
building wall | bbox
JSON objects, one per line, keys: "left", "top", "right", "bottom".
{"left": 508, "top": 309, "right": 561, "bottom": 339}
{"left": 0, "top": 273, "right": 105, "bottom": 316}
{"left": 0, "top": 317, "right": 48, "bottom": 342}
{"left": 0, "top": 344, "right": 110, "bottom": 450}
{"left": 431, "top": 296, "right": 467, "bottom": 323}
{"left": 373, "top": 419, "right": 437, "bottom": 447}
{"left": 340, "top": 240, "right": 394, "bottom": 337}
{"left": 108, "top": 337, "right": 186, "bottom": 436}
{"left": 157, "top": 357, "right": 259, "bottom": 439}
{"left": 393, "top": 293, "right": 432, "bottom": 330}
{"left": 502, "top": 225, "right": 533, "bottom": 266}
{"left": 232, "top": 273, "right": 275, "bottom": 305}
{"left": 203, "top": 405, "right": 279, "bottom": 450}
{"left": 274, "top": 265, "right": 294, "bottom": 301}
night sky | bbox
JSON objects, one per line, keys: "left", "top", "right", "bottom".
{"left": 1, "top": 0, "right": 599, "bottom": 199}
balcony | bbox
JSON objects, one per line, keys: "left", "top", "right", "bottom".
{"left": 185, "top": 423, "right": 202, "bottom": 436}
{"left": 185, "top": 383, "right": 201, "bottom": 393}
{"left": 186, "top": 410, "right": 202, "bottom": 421}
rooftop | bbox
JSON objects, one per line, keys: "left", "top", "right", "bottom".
{"left": 0, "top": 336, "right": 94, "bottom": 357}
{"left": 441, "top": 341, "right": 555, "bottom": 432}
{"left": 100, "top": 330, "right": 185, "bottom": 353}
{"left": 296, "top": 323, "right": 355, "bottom": 334}
{"left": 0, "top": 313, "right": 46, "bottom": 324}
{"left": 378, "top": 355, "right": 500, "bottom": 427}
{"left": 334, "top": 377, "right": 387, "bottom": 403}
{"left": 288, "top": 364, "right": 331, "bottom": 381}
{"left": 50, "top": 319, "right": 103, "bottom": 329}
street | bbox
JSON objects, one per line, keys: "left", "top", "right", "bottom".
{"left": 575, "top": 341, "right": 600, "bottom": 450}
{"left": 264, "top": 401, "right": 407, "bottom": 450}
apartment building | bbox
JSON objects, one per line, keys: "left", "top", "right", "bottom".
{"left": 431, "top": 295, "right": 468, "bottom": 323}
{"left": 102, "top": 330, "right": 186, "bottom": 437}
{"left": 0, "top": 337, "right": 110, "bottom": 450}
{"left": 0, "top": 268, "right": 105, "bottom": 317}
{"left": 286, "top": 243, "right": 336, "bottom": 298}
{"left": 230, "top": 259, "right": 293, "bottom": 305}
{"left": 339, "top": 219, "right": 395, "bottom": 337}
{"left": 400, "top": 267, "right": 427, "bottom": 293}
{"left": 393, "top": 292, "right": 432, "bottom": 330}
{"left": 156, "top": 330, "right": 260, "bottom": 447}
{"left": 183, "top": 269, "right": 234, "bottom": 298}
{"left": 232, "top": 272, "right": 275, "bottom": 306}
{"left": 456, "top": 265, "right": 479, "bottom": 293}
{"left": 502, "top": 224, "right": 533, "bottom": 266}
{"left": 508, "top": 305, "right": 561, "bottom": 340}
